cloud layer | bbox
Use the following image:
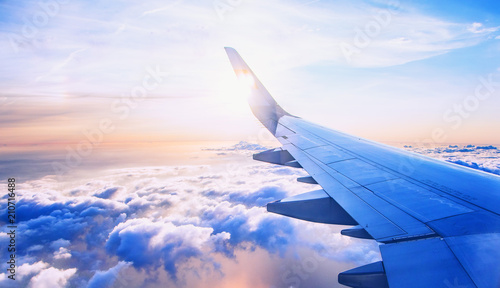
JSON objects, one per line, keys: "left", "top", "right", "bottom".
{"left": 0, "top": 142, "right": 379, "bottom": 288}
{"left": 405, "top": 144, "right": 500, "bottom": 176}
{"left": 1, "top": 141, "right": 499, "bottom": 287}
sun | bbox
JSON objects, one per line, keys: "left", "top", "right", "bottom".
{"left": 213, "top": 68, "right": 256, "bottom": 114}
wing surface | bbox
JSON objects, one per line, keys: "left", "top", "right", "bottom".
{"left": 224, "top": 47, "right": 500, "bottom": 288}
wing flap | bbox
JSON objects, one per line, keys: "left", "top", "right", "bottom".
{"left": 253, "top": 148, "right": 295, "bottom": 165}
{"left": 338, "top": 261, "right": 389, "bottom": 288}
{"left": 445, "top": 233, "right": 500, "bottom": 288}
{"left": 380, "top": 238, "right": 476, "bottom": 288}
{"left": 304, "top": 145, "right": 355, "bottom": 164}
{"left": 327, "top": 158, "right": 399, "bottom": 186}
{"left": 267, "top": 189, "right": 357, "bottom": 225}
{"left": 367, "top": 179, "right": 474, "bottom": 223}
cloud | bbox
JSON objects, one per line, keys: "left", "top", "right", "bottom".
{"left": 93, "top": 187, "right": 121, "bottom": 199}
{"left": 105, "top": 218, "right": 216, "bottom": 277}
{"left": 6, "top": 141, "right": 498, "bottom": 287}
{"left": 87, "top": 261, "right": 131, "bottom": 288}
{"left": 0, "top": 143, "right": 358, "bottom": 287}
{"left": 199, "top": 200, "right": 296, "bottom": 257}
{"left": 20, "top": 215, "right": 88, "bottom": 248}
{"left": 467, "top": 22, "right": 499, "bottom": 34}
{"left": 1, "top": 0, "right": 497, "bottom": 100}
{"left": 446, "top": 159, "right": 500, "bottom": 175}
{"left": 28, "top": 267, "right": 77, "bottom": 288}
{"left": 228, "top": 186, "right": 287, "bottom": 207}
{"left": 203, "top": 141, "right": 269, "bottom": 152}
{"left": 50, "top": 239, "right": 71, "bottom": 250}
{"left": 1, "top": 140, "right": 498, "bottom": 287}
{"left": 35, "top": 48, "right": 88, "bottom": 82}
{"left": 53, "top": 247, "right": 72, "bottom": 260}
{"left": 140, "top": 0, "right": 184, "bottom": 17}
{"left": 17, "top": 261, "right": 50, "bottom": 281}
{"left": 476, "top": 145, "right": 497, "bottom": 150}
{"left": 404, "top": 144, "right": 500, "bottom": 176}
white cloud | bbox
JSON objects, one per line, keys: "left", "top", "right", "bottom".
{"left": 468, "top": 22, "right": 499, "bottom": 34}
{"left": 405, "top": 144, "right": 500, "bottom": 176}
{"left": 87, "top": 261, "right": 132, "bottom": 288}
{"left": 53, "top": 247, "right": 72, "bottom": 260}
{"left": 1, "top": 144, "right": 340, "bottom": 286}
{"left": 28, "top": 267, "right": 77, "bottom": 288}
{"left": 17, "top": 261, "right": 49, "bottom": 281}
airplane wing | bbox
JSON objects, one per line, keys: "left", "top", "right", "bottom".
{"left": 224, "top": 47, "right": 500, "bottom": 288}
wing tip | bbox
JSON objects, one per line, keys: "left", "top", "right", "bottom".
{"left": 223, "top": 47, "right": 293, "bottom": 135}
{"left": 224, "top": 46, "right": 236, "bottom": 54}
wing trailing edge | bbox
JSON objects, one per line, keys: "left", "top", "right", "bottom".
{"left": 267, "top": 189, "right": 357, "bottom": 225}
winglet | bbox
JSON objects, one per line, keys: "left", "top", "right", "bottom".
{"left": 224, "top": 47, "right": 292, "bottom": 135}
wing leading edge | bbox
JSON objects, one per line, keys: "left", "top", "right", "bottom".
{"left": 224, "top": 47, "right": 500, "bottom": 288}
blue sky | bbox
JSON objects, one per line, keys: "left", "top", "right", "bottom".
{"left": 1, "top": 0, "right": 499, "bottom": 150}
